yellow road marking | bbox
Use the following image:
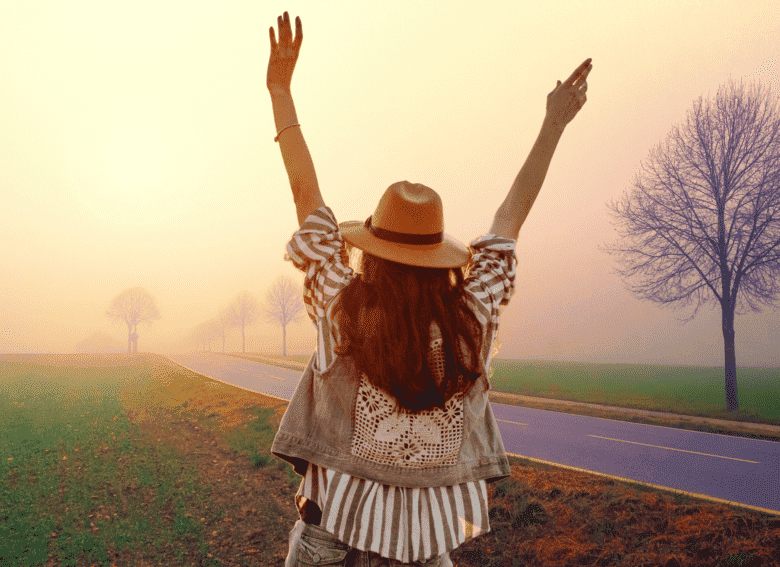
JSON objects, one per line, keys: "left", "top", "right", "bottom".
{"left": 588, "top": 435, "right": 759, "bottom": 463}
{"left": 497, "top": 419, "right": 527, "bottom": 426}
{"left": 506, "top": 452, "right": 779, "bottom": 516}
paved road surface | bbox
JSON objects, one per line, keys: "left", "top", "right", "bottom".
{"left": 167, "top": 352, "right": 780, "bottom": 515}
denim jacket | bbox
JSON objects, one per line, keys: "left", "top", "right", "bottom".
{"left": 271, "top": 323, "right": 510, "bottom": 488}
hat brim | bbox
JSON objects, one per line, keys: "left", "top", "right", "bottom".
{"left": 339, "top": 220, "right": 470, "bottom": 268}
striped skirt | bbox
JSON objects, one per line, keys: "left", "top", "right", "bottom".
{"left": 296, "top": 463, "right": 491, "bottom": 564}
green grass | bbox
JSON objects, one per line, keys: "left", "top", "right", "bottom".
{"left": 488, "top": 359, "right": 780, "bottom": 424}
{"left": 219, "top": 405, "right": 300, "bottom": 485}
{"left": 0, "top": 359, "right": 218, "bottom": 566}
{"left": 0, "top": 358, "right": 296, "bottom": 567}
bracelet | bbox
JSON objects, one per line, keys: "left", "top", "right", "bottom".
{"left": 274, "top": 123, "right": 301, "bottom": 142}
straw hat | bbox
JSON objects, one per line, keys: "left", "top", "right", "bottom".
{"left": 339, "top": 181, "right": 470, "bottom": 268}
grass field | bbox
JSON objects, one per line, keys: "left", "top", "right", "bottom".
{"left": 0, "top": 354, "right": 298, "bottom": 566}
{"left": 487, "top": 359, "right": 780, "bottom": 425}
{"left": 3, "top": 353, "right": 779, "bottom": 566}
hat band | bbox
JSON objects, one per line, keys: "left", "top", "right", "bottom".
{"left": 365, "top": 216, "right": 443, "bottom": 245}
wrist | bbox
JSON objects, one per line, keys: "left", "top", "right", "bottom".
{"left": 268, "top": 85, "right": 292, "bottom": 98}
{"left": 540, "top": 117, "right": 565, "bottom": 137}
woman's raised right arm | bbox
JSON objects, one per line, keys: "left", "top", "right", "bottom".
{"left": 490, "top": 58, "right": 592, "bottom": 240}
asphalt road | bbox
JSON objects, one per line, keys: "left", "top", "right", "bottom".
{"left": 167, "top": 352, "right": 780, "bottom": 515}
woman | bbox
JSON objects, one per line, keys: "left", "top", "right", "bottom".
{"left": 267, "top": 12, "right": 591, "bottom": 567}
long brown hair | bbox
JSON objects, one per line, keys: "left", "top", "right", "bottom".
{"left": 331, "top": 250, "right": 484, "bottom": 412}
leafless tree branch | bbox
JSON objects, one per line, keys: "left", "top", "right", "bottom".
{"left": 599, "top": 78, "right": 780, "bottom": 411}
{"left": 263, "top": 276, "right": 305, "bottom": 327}
{"left": 229, "top": 290, "right": 260, "bottom": 353}
{"left": 262, "top": 275, "right": 305, "bottom": 356}
{"left": 602, "top": 79, "right": 780, "bottom": 316}
{"left": 105, "top": 287, "right": 160, "bottom": 353}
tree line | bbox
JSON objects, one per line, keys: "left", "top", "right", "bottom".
{"left": 106, "top": 275, "right": 305, "bottom": 357}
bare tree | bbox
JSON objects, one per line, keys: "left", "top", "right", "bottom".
{"left": 188, "top": 319, "right": 218, "bottom": 353}
{"left": 262, "top": 275, "right": 306, "bottom": 356}
{"left": 214, "top": 308, "right": 235, "bottom": 353}
{"left": 106, "top": 287, "right": 161, "bottom": 354}
{"left": 229, "top": 290, "right": 260, "bottom": 353}
{"left": 601, "top": 79, "right": 780, "bottom": 412}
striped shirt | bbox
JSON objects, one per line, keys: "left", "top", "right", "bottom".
{"left": 284, "top": 206, "right": 516, "bottom": 563}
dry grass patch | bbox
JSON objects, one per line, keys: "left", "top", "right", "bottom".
{"left": 450, "top": 456, "right": 780, "bottom": 567}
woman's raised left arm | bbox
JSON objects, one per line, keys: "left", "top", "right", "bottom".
{"left": 268, "top": 12, "right": 325, "bottom": 226}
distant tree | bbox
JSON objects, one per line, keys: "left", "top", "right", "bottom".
{"left": 229, "top": 290, "right": 260, "bottom": 353}
{"left": 214, "top": 308, "right": 235, "bottom": 353}
{"left": 262, "top": 275, "right": 305, "bottom": 357}
{"left": 188, "top": 319, "right": 217, "bottom": 353}
{"left": 106, "top": 287, "right": 161, "bottom": 354}
{"left": 601, "top": 79, "right": 780, "bottom": 412}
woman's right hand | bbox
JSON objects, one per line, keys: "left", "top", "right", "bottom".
{"left": 267, "top": 11, "right": 303, "bottom": 95}
{"left": 544, "top": 58, "right": 592, "bottom": 132}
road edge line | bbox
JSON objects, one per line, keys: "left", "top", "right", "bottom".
{"left": 161, "top": 354, "right": 290, "bottom": 404}
{"left": 506, "top": 452, "right": 780, "bottom": 516}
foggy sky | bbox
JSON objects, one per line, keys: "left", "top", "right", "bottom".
{"left": 2, "top": 0, "right": 779, "bottom": 367}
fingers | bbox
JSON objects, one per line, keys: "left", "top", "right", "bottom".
{"left": 575, "top": 65, "right": 592, "bottom": 86}
{"left": 575, "top": 73, "right": 588, "bottom": 91}
{"left": 564, "top": 58, "right": 592, "bottom": 87}
{"left": 273, "top": 12, "right": 302, "bottom": 48}
{"left": 295, "top": 15, "right": 302, "bottom": 47}
{"left": 269, "top": 26, "right": 277, "bottom": 50}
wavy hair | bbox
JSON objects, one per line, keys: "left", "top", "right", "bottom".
{"left": 331, "top": 250, "right": 484, "bottom": 412}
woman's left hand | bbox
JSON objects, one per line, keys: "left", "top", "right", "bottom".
{"left": 267, "top": 12, "right": 302, "bottom": 94}
{"left": 543, "top": 59, "right": 592, "bottom": 133}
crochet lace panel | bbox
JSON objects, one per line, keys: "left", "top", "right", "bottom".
{"left": 351, "top": 338, "right": 465, "bottom": 469}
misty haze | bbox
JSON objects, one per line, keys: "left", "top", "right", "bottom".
{"left": 2, "top": 3, "right": 779, "bottom": 373}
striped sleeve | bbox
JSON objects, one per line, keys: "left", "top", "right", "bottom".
{"left": 284, "top": 206, "right": 356, "bottom": 328}
{"left": 462, "top": 233, "right": 517, "bottom": 330}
